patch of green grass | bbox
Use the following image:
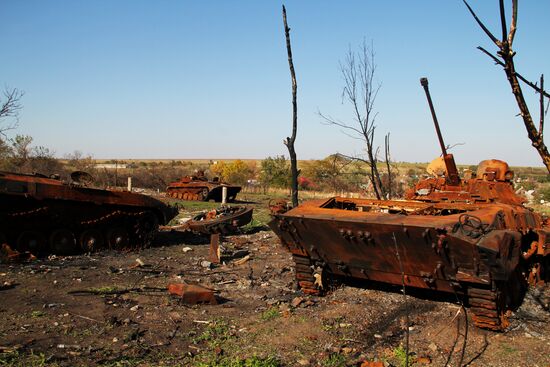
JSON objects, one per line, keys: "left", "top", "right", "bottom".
{"left": 97, "top": 351, "right": 188, "bottom": 367}
{"left": 392, "top": 346, "right": 415, "bottom": 367}
{"left": 260, "top": 307, "right": 280, "bottom": 321}
{"left": 321, "top": 353, "right": 346, "bottom": 367}
{"left": 500, "top": 343, "right": 518, "bottom": 354}
{"left": 195, "top": 355, "right": 281, "bottom": 367}
{"left": 30, "top": 310, "right": 45, "bottom": 318}
{"left": 0, "top": 351, "right": 53, "bottom": 367}
{"left": 193, "top": 319, "right": 233, "bottom": 346}
{"left": 88, "top": 286, "right": 119, "bottom": 295}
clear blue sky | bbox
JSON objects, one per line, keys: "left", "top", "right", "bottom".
{"left": 1, "top": 1, "right": 548, "bottom": 166}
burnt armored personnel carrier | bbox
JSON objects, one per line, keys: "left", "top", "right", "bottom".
{"left": 166, "top": 173, "right": 241, "bottom": 202}
{"left": 269, "top": 78, "right": 549, "bottom": 331}
{"left": 0, "top": 171, "right": 178, "bottom": 256}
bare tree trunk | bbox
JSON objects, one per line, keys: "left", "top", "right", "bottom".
{"left": 282, "top": 5, "right": 299, "bottom": 207}
{"left": 385, "top": 133, "right": 392, "bottom": 199}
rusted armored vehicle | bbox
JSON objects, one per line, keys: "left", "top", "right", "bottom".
{"left": 0, "top": 171, "right": 178, "bottom": 256}
{"left": 166, "top": 173, "right": 241, "bottom": 202}
{"left": 269, "top": 78, "right": 549, "bottom": 331}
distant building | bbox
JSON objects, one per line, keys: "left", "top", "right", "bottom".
{"left": 95, "top": 163, "right": 127, "bottom": 169}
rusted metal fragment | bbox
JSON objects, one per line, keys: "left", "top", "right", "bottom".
{"left": 209, "top": 233, "right": 221, "bottom": 263}
{"left": 167, "top": 283, "right": 218, "bottom": 305}
{"left": 0, "top": 244, "right": 36, "bottom": 263}
{"left": 187, "top": 206, "right": 253, "bottom": 235}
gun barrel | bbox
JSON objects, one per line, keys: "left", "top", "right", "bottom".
{"left": 420, "top": 77, "right": 460, "bottom": 185}
{"left": 420, "top": 78, "right": 448, "bottom": 156}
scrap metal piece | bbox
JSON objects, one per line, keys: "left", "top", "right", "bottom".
{"left": 187, "top": 206, "right": 253, "bottom": 235}
{"left": 209, "top": 233, "right": 221, "bottom": 263}
{"left": 167, "top": 283, "right": 218, "bottom": 305}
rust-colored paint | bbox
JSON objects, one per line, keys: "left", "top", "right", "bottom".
{"left": 269, "top": 161, "right": 549, "bottom": 331}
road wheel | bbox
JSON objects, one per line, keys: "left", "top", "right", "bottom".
{"left": 17, "top": 231, "right": 46, "bottom": 255}
{"left": 106, "top": 226, "right": 130, "bottom": 249}
{"left": 49, "top": 229, "right": 77, "bottom": 255}
{"left": 199, "top": 188, "right": 209, "bottom": 201}
{"left": 80, "top": 229, "right": 104, "bottom": 253}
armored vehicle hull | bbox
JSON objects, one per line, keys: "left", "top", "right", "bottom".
{"left": 166, "top": 176, "right": 241, "bottom": 202}
{"left": 0, "top": 171, "right": 178, "bottom": 256}
{"left": 269, "top": 196, "right": 549, "bottom": 330}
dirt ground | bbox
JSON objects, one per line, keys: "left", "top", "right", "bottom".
{"left": 0, "top": 200, "right": 549, "bottom": 367}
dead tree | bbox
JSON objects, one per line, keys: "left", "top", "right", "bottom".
{"left": 0, "top": 88, "right": 24, "bottom": 138}
{"left": 464, "top": 0, "right": 550, "bottom": 172}
{"left": 282, "top": 5, "right": 299, "bottom": 207}
{"left": 320, "top": 40, "right": 390, "bottom": 199}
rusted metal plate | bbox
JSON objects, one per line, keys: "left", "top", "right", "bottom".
{"left": 167, "top": 283, "right": 218, "bottom": 305}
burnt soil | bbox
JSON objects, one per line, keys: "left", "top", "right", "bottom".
{"left": 0, "top": 203, "right": 549, "bottom": 366}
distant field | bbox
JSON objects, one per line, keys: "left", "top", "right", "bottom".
{"left": 86, "top": 158, "right": 547, "bottom": 172}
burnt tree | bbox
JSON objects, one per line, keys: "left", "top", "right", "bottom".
{"left": 320, "top": 41, "right": 391, "bottom": 199}
{"left": 464, "top": 0, "right": 550, "bottom": 172}
{"left": 282, "top": 5, "right": 299, "bottom": 207}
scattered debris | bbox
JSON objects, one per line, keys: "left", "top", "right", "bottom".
{"left": 234, "top": 255, "right": 250, "bottom": 266}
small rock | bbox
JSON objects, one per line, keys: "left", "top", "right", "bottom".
{"left": 291, "top": 297, "right": 304, "bottom": 308}
{"left": 182, "top": 247, "right": 193, "bottom": 253}
{"left": 428, "top": 342, "right": 438, "bottom": 352}
{"left": 374, "top": 334, "right": 382, "bottom": 339}
{"left": 112, "top": 337, "right": 118, "bottom": 343}
{"left": 200, "top": 260, "right": 213, "bottom": 269}
{"left": 130, "top": 305, "right": 139, "bottom": 312}
{"left": 416, "top": 356, "right": 431, "bottom": 364}
{"left": 342, "top": 347, "right": 353, "bottom": 354}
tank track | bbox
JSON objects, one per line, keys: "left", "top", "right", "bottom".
{"left": 1, "top": 206, "right": 159, "bottom": 256}
{"left": 167, "top": 190, "right": 206, "bottom": 201}
{"left": 467, "top": 287, "right": 508, "bottom": 331}
{"left": 467, "top": 268, "right": 526, "bottom": 331}
{"left": 292, "top": 254, "right": 325, "bottom": 295}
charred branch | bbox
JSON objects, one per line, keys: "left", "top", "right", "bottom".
{"left": 0, "top": 88, "right": 24, "bottom": 137}
{"left": 464, "top": 0, "right": 550, "bottom": 172}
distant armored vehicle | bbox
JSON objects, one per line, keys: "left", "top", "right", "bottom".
{"left": 166, "top": 173, "right": 241, "bottom": 202}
